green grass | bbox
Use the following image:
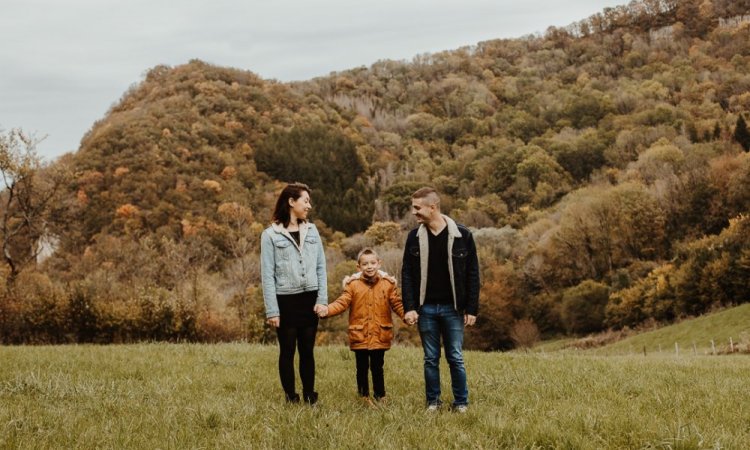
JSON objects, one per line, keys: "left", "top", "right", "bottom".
{"left": 2, "top": 344, "right": 750, "bottom": 449}
{"left": 594, "top": 303, "right": 750, "bottom": 356}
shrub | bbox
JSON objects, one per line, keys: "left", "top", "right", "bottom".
{"left": 560, "top": 280, "right": 610, "bottom": 334}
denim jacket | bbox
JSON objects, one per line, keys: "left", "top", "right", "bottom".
{"left": 260, "top": 222, "right": 328, "bottom": 318}
{"left": 401, "top": 215, "right": 480, "bottom": 316}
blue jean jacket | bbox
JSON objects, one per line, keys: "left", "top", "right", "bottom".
{"left": 260, "top": 222, "right": 328, "bottom": 318}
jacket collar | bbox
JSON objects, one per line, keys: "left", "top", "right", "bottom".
{"left": 361, "top": 272, "right": 381, "bottom": 285}
{"left": 416, "top": 214, "right": 460, "bottom": 309}
{"left": 271, "top": 221, "right": 310, "bottom": 251}
{"left": 417, "top": 214, "right": 461, "bottom": 239}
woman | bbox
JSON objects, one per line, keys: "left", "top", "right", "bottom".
{"left": 260, "top": 182, "right": 328, "bottom": 404}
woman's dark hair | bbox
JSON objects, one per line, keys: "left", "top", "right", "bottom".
{"left": 272, "top": 182, "right": 311, "bottom": 227}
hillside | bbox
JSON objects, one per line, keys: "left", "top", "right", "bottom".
{"left": 2, "top": 0, "right": 750, "bottom": 347}
{"left": 593, "top": 303, "right": 750, "bottom": 355}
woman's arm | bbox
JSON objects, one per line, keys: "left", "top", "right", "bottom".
{"left": 314, "top": 227, "right": 328, "bottom": 305}
{"left": 260, "top": 230, "right": 280, "bottom": 319}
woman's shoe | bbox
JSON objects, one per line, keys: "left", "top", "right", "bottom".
{"left": 285, "top": 393, "right": 300, "bottom": 403}
{"left": 303, "top": 391, "right": 318, "bottom": 405}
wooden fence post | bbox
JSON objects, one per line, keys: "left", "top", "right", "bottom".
{"left": 730, "top": 337, "right": 734, "bottom": 353}
{"left": 675, "top": 342, "right": 679, "bottom": 357}
{"left": 711, "top": 340, "right": 716, "bottom": 355}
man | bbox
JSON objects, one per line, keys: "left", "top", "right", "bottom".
{"left": 401, "top": 187, "right": 480, "bottom": 413}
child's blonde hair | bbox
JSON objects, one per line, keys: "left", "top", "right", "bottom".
{"left": 356, "top": 247, "right": 379, "bottom": 264}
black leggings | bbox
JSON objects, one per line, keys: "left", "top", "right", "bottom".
{"left": 354, "top": 349, "right": 386, "bottom": 398}
{"left": 276, "top": 325, "right": 317, "bottom": 398}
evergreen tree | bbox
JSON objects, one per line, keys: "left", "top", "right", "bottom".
{"left": 255, "top": 125, "right": 373, "bottom": 233}
{"left": 734, "top": 114, "right": 750, "bottom": 152}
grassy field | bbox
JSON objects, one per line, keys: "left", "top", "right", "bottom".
{"left": 594, "top": 303, "right": 750, "bottom": 356}
{"left": 2, "top": 344, "right": 749, "bottom": 449}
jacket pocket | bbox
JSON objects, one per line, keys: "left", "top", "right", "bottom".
{"left": 274, "top": 238, "right": 292, "bottom": 260}
{"left": 378, "top": 323, "right": 393, "bottom": 345}
{"left": 452, "top": 246, "right": 468, "bottom": 258}
{"left": 348, "top": 324, "right": 365, "bottom": 345}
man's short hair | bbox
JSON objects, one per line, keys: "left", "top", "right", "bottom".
{"left": 356, "top": 247, "right": 378, "bottom": 264}
{"left": 411, "top": 187, "right": 440, "bottom": 206}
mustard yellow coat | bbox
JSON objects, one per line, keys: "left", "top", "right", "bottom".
{"left": 326, "top": 274, "right": 405, "bottom": 350}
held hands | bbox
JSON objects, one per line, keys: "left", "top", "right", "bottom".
{"left": 313, "top": 304, "right": 329, "bottom": 318}
{"left": 266, "top": 316, "right": 280, "bottom": 328}
{"left": 464, "top": 314, "right": 477, "bottom": 326}
{"left": 404, "top": 310, "right": 419, "bottom": 326}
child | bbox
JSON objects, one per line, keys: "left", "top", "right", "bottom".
{"left": 318, "top": 248, "right": 405, "bottom": 405}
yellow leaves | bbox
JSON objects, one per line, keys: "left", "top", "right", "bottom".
{"left": 180, "top": 216, "right": 221, "bottom": 237}
{"left": 115, "top": 203, "right": 139, "bottom": 219}
{"left": 655, "top": 267, "right": 672, "bottom": 297}
{"left": 239, "top": 143, "right": 253, "bottom": 156}
{"left": 217, "top": 202, "right": 253, "bottom": 224}
{"left": 335, "top": 76, "right": 355, "bottom": 91}
{"left": 78, "top": 170, "right": 104, "bottom": 186}
{"left": 202, "top": 179, "right": 222, "bottom": 193}
{"left": 113, "top": 167, "right": 130, "bottom": 178}
{"left": 76, "top": 189, "right": 89, "bottom": 205}
{"left": 351, "top": 115, "right": 372, "bottom": 130}
{"left": 225, "top": 120, "right": 243, "bottom": 131}
{"left": 220, "top": 166, "right": 236, "bottom": 180}
{"left": 364, "top": 221, "right": 401, "bottom": 246}
{"left": 576, "top": 71, "right": 590, "bottom": 87}
{"left": 638, "top": 80, "right": 669, "bottom": 101}
{"left": 161, "top": 128, "right": 172, "bottom": 138}
{"left": 181, "top": 219, "right": 199, "bottom": 237}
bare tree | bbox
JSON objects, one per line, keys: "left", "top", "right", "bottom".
{"left": 0, "top": 129, "right": 69, "bottom": 287}
{"left": 217, "top": 202, "right": 260, "bottom": 327}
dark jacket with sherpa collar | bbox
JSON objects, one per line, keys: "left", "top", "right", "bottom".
{"left": 401, "top": 215, "right": 480, "bottom": 316}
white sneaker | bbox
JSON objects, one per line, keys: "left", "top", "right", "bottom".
{"left": 426, "top": 404, "right": 440, "bottom": 412}
{"left": 454, "top": 405, "right": 468, "bottom": 413}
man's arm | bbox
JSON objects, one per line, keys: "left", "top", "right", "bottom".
{"left": 400, "top": 233, "right": 417, "bottom": 312}
{"left": 401, "top": 233, "right": 419, "bottom": 325}
{"left": 465, "top": 230, "right": 480, "bottom": 318}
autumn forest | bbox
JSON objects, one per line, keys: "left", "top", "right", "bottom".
{"left": 1, "top": 0, "right": 749, "bottom": 349}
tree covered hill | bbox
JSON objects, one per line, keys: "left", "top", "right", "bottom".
{"left": 2, "top": 0, "right": 749, "bottom": 347}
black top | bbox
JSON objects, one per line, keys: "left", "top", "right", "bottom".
{"left": 289, "top": 231, "right": 300, "bottom": 247}
{"left": 425, "top": 226, "right": 453, "bottom": 304}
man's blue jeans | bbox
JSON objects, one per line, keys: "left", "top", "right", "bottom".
{"left": 418, "top": 304, "right": 468, "bottom": 407}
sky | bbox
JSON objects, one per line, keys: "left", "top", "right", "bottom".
{"left": 1, "top": 0, "right": 625, "bottom": 161}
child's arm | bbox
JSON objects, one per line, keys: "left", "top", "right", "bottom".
{"left": 325, "top": 285, "right": 353, "bottom": 318}
{"left": 388, "top": 285, "right": 406, "bottom": 321}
